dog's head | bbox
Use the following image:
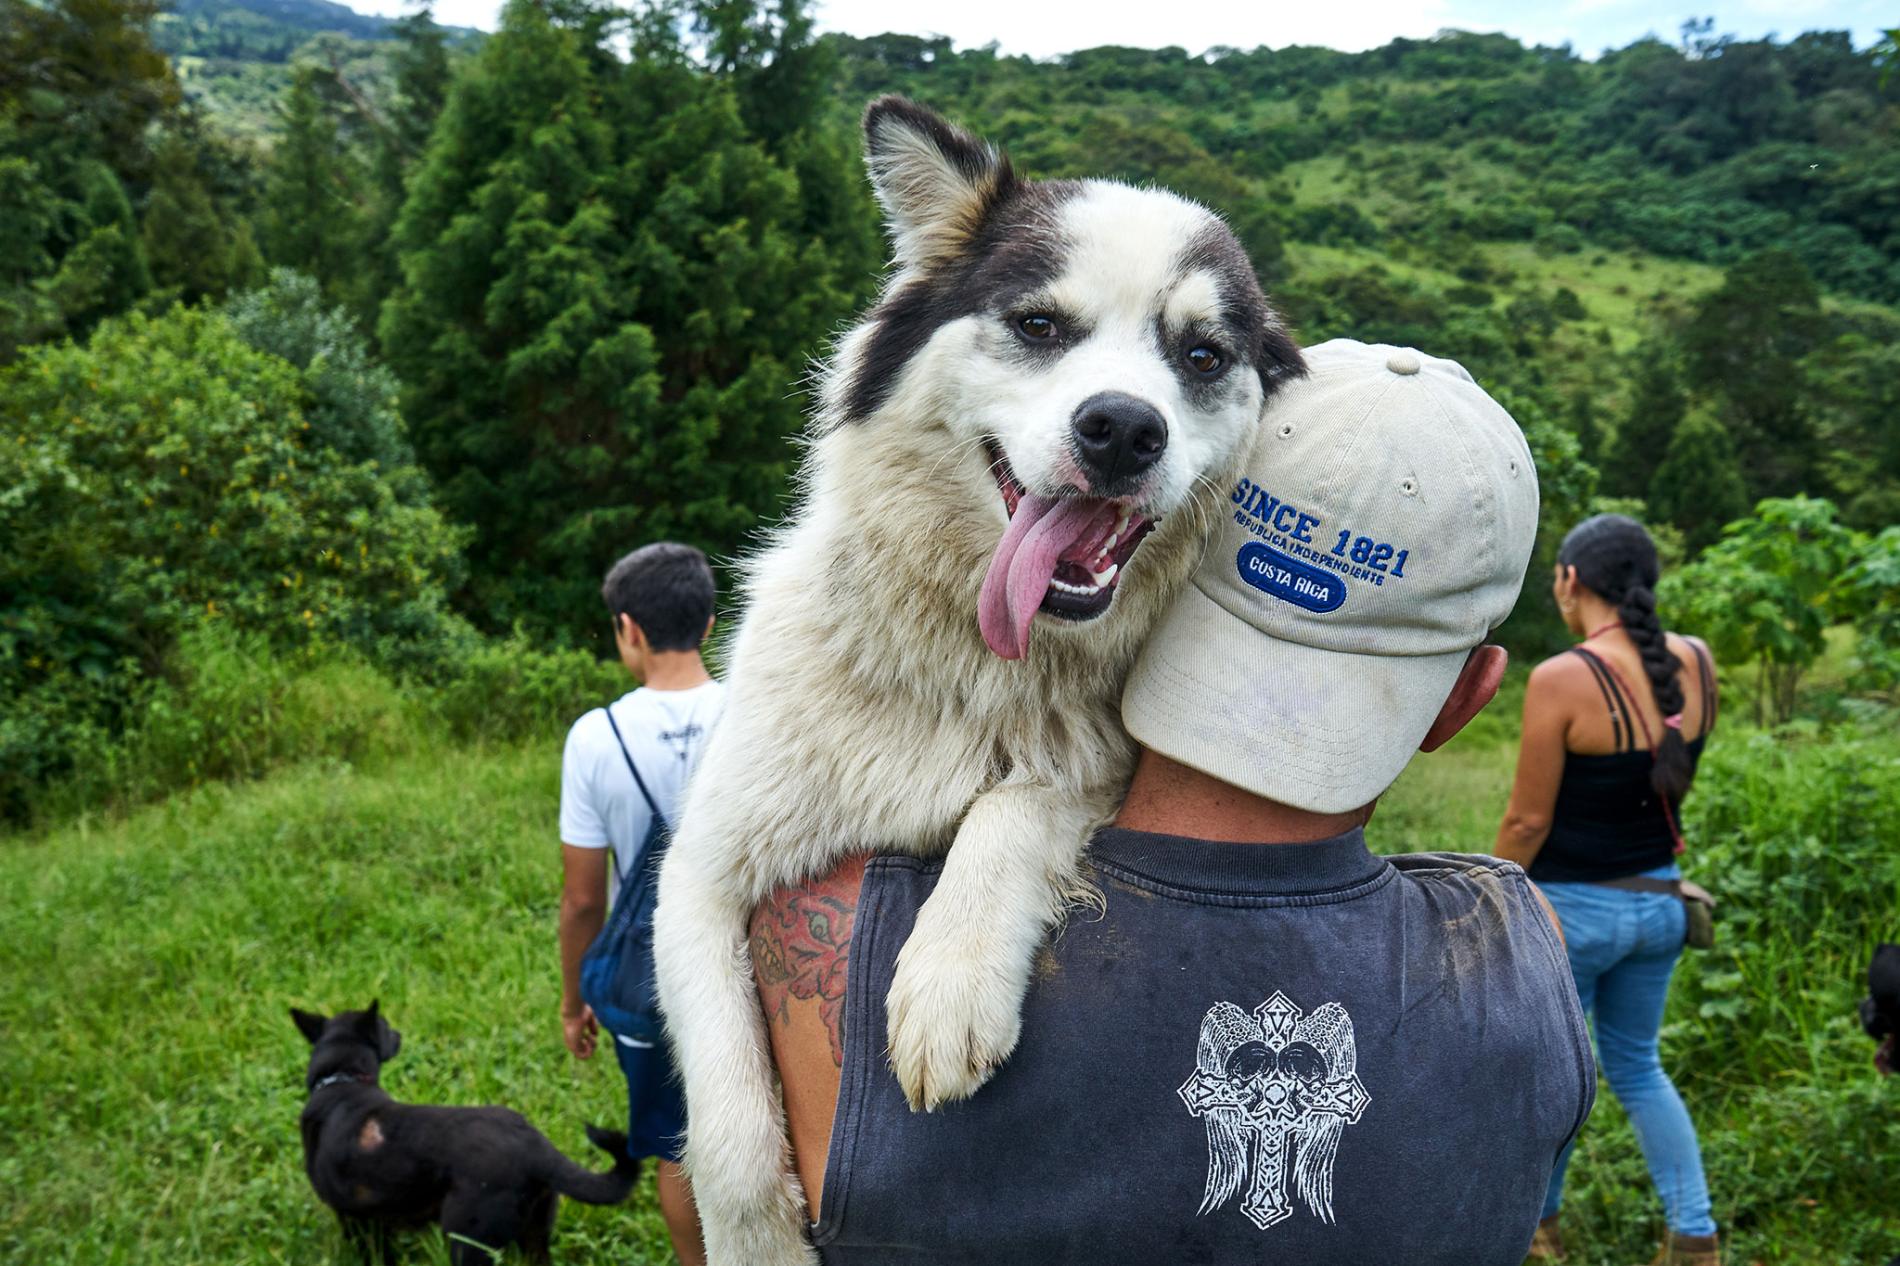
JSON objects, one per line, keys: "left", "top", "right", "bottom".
{"left": 1863, "top": 942, "right": 1900, "bottom": 1076}
{"left": 826, "top": 97, "right": 1304, "bottom": 660}
{"left": 290, "top": 1000, "right": 403, "bottom": 1090}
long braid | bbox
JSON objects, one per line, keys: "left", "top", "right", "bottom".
{"left": 1558, "top": 514, "right": 1697, "bottom": 805}
{"left": 1617, "top": 582, "right": 1692, "bottom": 803}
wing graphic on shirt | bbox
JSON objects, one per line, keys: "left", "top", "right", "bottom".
{"left": 1190, "top": 1001, "right": 1255, "bottom": 1216}
{"left": 1289, "top": 1002, "right": 1357, "bottom": 1223}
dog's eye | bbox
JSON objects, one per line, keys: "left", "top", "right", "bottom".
{"left": 1016, "top": 314, "right": 1059, "bottom": 341}
{"left": 1186, "top": 345, "right": 1224, "bottom": 375}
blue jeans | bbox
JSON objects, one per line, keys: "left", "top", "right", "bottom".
{"left": 1539, "top": 866, "right": 1717, "bottom": 1237}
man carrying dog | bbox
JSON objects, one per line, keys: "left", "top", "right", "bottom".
{"left": 749, "top": 340, "right": 1594, "bottom": 1264}
{"left": 560, "top": 542, "right": 721, "bottom": 1266}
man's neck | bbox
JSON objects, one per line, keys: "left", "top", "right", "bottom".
{"left": 1114, "top": 749, "right": 1372, "bottom": 844}
{"left": 635, "top": 649, "right": 713, "bottom": 692}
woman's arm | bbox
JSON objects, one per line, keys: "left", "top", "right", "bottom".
{"left": 1494, "top": 659, "right": 1571, "bottom": 869}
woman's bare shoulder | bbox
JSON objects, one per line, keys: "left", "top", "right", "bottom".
{"left": 1667, "top": 631, "right": 1715, "bottom": 672}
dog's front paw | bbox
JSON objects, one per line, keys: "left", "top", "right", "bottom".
{"left": 885, "top": 922, "right": 1025, "bottom": 1111}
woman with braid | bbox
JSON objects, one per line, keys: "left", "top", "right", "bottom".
{"left": 1496, "top": 515, "right": 1721, "bottom": 1266}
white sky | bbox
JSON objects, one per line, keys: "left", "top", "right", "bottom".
{"left": 351, "top": 0, "right": 1894, "bottom": 57}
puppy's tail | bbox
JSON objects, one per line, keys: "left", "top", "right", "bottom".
{"left": 543, "top": 1125, "right": 642, "bottom": 1205}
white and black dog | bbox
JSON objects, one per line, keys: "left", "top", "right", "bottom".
{"left": 653, "top": 97, "right": 1305, "bottom": 1264}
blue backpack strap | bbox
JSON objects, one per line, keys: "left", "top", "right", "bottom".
{"left": 601, "top": 705, "right": 666, "bottom": 883}
{"left": 603, "top": 705, "right": 665, "bottom": 822}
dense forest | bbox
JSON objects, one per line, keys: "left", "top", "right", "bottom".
{"left": 3, "top": 0, "right": 1898, "bottom": 815}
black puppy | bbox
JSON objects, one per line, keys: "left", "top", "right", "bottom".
{"left": 1864, "top": 942, "right": 1900, "bottom": 1078}
{"left": 291, "top": 1002, "right": 638, "bottom": 1264}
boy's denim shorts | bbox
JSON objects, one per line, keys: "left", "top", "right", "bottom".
{"left": 613, "top": 1031, "right": 686, "bottom": 1162}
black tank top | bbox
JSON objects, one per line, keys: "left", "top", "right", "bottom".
{"left": 1527, "top": 643, "right": 1714, "bottom": 885}
{"left": 813, "top": 828, "right": 1595, "bottom": 1265}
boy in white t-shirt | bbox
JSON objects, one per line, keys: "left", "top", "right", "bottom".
{"left": 559, "top": 542, "right": 723, "bottom": 1266}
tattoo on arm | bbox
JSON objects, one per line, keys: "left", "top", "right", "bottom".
{"left": 751, "top": 877, "right": 859, "bottom": 1067}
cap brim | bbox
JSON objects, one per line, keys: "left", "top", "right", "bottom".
{"left": 1122, "top": 581, "right": 1470, "bottom": 815}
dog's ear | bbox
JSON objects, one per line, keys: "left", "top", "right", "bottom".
{"left": 356, "top": 1000, "right": 401, "bottom": 1063}
{"left": 1260, "top": 324, "right": 1307, "bottom": 390}
{"left": 863, "top": 95, "right": 1014, "bottom": 271}
{"left": 290, "top": 1008, "right": 328, "bottom": 1045}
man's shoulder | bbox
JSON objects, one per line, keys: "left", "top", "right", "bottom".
{"left": 562, "top": 699, "right": 628, "bottom": 764}
{"left": 565, "top": 704, "right": 611, "bottom": 745}
{"left": 1385, "top": 851, "right": 1528, "bottom": 881}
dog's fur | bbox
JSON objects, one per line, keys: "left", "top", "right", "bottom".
{"left": 651, "top": 97, "right": 1303, "bottom": 1264}
{"left": 1864, "top": 942, "right": 1900, "bottom": 1076}
{"left": 291, "top": 1003, "right": 637, "bottom": 1264}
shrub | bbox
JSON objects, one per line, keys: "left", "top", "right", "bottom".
{"left": 1838, "top": 525, "right": 1900, "bottom": 693}
{"left": 431, "top": 635, "right": 629, "bottom": 746}
{"left": 0, "top": 302, "right": 469, "bottom": 817}
{"left": 29, "top": 625, "right": 427, "bottom": 821}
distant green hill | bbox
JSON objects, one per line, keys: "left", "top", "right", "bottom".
{"left": 155, "top": 0, "right": 475, "bottom": 61}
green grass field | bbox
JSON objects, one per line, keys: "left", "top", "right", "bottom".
{"left": 2, "top": 665, "right": 1896, "bottom": 1264}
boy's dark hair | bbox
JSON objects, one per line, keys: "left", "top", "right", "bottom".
{"left": 601, "top": 543, "right": 715, "bottom": 652}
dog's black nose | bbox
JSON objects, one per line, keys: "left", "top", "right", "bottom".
{"left": 1071, "top": 392, "right": 1167, "bottom": 489}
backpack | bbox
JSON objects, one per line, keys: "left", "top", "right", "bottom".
{"left": 578, "top": 707, "right": 672, "bottom": 1045}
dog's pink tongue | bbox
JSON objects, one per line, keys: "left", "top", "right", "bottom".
{"left": 978, "top": 494, "right": 1110, "bottom": 660}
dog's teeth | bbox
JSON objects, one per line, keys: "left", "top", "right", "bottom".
{"left": 1089, "top": 562, "right": 1118, "bottom": 587}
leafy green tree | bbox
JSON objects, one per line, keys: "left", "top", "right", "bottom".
{"left": 381, "top": 0, "right": 869, "bottom": 645}
{"left": 0, "top": 302, "right": 468, "bottom": 815}
{"left": 225, "top": 269, "right": 420, "bottom": 480}
{"left": 1807, "top": 326, "right": 1900, "bottom": 530}
{"left": 1490, "top": 388, "right": 1601, "bottom": 655}
{"left": 1662, "top": 496, "right": 1863, "bottom": 724}
{"left": 1647, "top": 408, "right": 1751, "bottom": 550}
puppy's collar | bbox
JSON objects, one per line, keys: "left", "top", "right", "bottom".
{"left": 310, "top": 1071, "right": 372, "bottom": 1093}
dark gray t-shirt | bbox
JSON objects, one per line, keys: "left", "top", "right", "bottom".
{"left": 814, "top": 827, "right": 1593, "bottom": 1265}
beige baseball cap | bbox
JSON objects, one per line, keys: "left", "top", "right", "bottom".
{"left": 1122, "top": 339, "right": 1539, "bottom": 814}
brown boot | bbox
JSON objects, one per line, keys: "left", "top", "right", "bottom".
{"left": 1525, "top": 1215, "right": 1565, "bottom": 1262}
{"left": 1646, "top": 1231, "right": 1721, "bottom": 1266}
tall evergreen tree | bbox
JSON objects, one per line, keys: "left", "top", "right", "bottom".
{"left": 1649, "top": 409, "right": 1751, "bottom": 550}
{"left": 140, "top": 124, "right": 262, "bottom": 305}
{"left": 1601, "top": 357, "right": 1686, "bottom": 497}
{"left": 381, "top": 0, "right": 870, "bottom": 646}
{"left": 1681, "top": 249, "right": 1825, "bottom": 498}
{"left": 0, "top": 0, "right": 173, "bottom": 357}
{"left": 261, "top": 65, "right": 369, "bottom": 307}
{"left": 1565, "top": 389, "right": 1601, "bottom": 466}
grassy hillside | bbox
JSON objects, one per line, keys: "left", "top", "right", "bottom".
{"left": 2, "top": 651, "right": 1895, "bottom": 1264}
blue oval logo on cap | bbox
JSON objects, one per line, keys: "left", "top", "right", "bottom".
{"left": 1236, "top": 542, "right": 1347, "bottom": 613}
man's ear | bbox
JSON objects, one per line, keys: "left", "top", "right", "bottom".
{"left": 290, "top": 1008, "right": 328, "bottom": 1045}
{"left": 1419, "top": 645, "right": 1507, "bottom": 753}
{"left": 863, "top": 95, "right": 1015, "bottom": 270}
